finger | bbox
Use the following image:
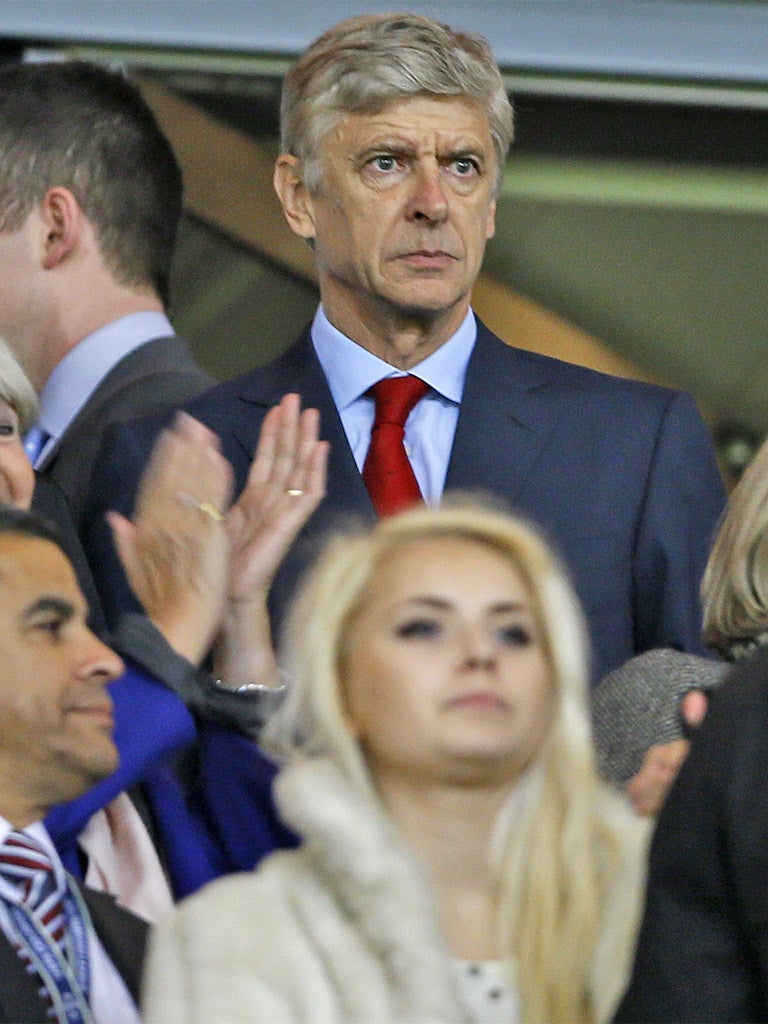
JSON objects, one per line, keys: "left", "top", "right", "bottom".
{"left": 302, "top": 437, "right": 329, "bottom": 504}
{"left": 681, "top": 689, "right": 709, "bottom": 729}
{"left": 147, "top": 419, "right": 233, "bottom": 519}
{"left": 270, "top": 394, "right": 302, "bottom": 490}
{"left": 247, "top": 402, "right": 287, "bottom": 488}
{"left": 173, "top": 411, "right": 222, "bottom": 451}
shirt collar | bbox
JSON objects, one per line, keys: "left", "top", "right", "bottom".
{"left": 38, "top": 311, "right": 174, "bottom": 438}
{"left": 311, "top": 305, "right": 476, "bottom": 412}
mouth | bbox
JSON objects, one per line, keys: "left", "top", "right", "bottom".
{"left": 444, "top": 691, "right": 510, "bottom": 712}
{"left": 67, "top": 703, "right": 114, "bottom": 732}
{"left": 397, "top": 249, "right": 458, "bottom": 270}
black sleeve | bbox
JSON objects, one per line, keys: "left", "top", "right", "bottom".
{"left": 614, "top": 649, "right": 768, "bottom": 1023}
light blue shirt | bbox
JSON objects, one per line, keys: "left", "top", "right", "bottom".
{"left": 311, "top": 306, "right": 477, "bottom": 505}
{"left": 31, "top": 312, "right": 174, "bottom": 468}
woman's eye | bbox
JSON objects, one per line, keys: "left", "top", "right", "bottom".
{"left": 0, "top": 421, "right": 17, "bottom": 437}
{"left": 498, "top": 624, "right": 531, "bottom": 647}
{"left": 395, "top": 618, "right": 440, "bottom": 639}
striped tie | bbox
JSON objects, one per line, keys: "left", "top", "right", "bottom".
{"left": 0, "top": 830, "right": 67, "bottom": 954}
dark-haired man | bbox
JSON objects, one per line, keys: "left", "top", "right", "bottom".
{"left": 0, "top": 505, "right": 144, "bottom": 1023}
{"left": 0, "top": 59, "right": 211, "bottom": 529}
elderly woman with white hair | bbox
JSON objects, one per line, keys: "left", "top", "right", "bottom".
{"left": 143, "top": 501, "right": 650, "bottom": 1024}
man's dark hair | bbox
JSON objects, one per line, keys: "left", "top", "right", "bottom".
{"left": 0, "top": 503, "right": 66, "bottom": 555}
{"left": 0, "top": 59, "right": 182, "bottom": 306}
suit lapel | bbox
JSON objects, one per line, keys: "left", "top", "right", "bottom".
{"left": 446, "top": 320, "right": 568, "bottom": 504}
{"left": 82, "top": 888, "right": 147, "bottom": 1003}
{"left": 0, "top": 887, "right": 147, "bottom": 1022}
{"left": 38, "top": 335, "right": 208, "bottom": 472}
{"left": 232, "top": 329, "right": 373, "bottom": 520}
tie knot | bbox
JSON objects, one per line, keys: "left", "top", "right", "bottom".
{"left": 369, "top": 376, "right": 429, "bottom": 427}
{"left": 0, "top": 830, "right": 54, "bottom": 906}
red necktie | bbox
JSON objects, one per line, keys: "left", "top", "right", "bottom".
{"left": 362, "top": 376, "right": 429, "bottom": 518}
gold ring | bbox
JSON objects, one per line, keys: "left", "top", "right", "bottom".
{"left": 197, "top": 501, "right": 225, "bottom": 522}
{"left": 286, "top": 488, "right": 304, "bottom": 497}
{"left": 178, "top": 492, "right": 225, "bottom": 521}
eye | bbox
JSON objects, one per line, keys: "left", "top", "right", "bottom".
{"left": 34, "top": 618, "right": 65, "bottom": 641}
{"left": 369, "top": 154, "right": 399, "bottom": 173}
{"left": 395, "top": 617, "right": 441, "bottom": 639}
{"left": 0, "top": 415, "right": 19, "bottom": 438}
{"left": 450, "top": 156, "right": 480, "bottom": 177}
{"left": 497, "top": 624, "right": 532, "bottom": 647}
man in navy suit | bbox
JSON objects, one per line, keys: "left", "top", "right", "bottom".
{"left": 85, "top": 12, "right": 725, "bottom": 684}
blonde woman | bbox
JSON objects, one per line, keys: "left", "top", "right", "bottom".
{"left": 143, "top": 502, "right": 649, "bottom": 1024}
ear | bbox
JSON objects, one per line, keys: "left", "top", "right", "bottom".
{"left": 485, "top": 197, "right": 497, "bottom": 241}
{"left": 39, "top": 187, "right": 82, "bottom": 269}
{"left": 273, "top": 155, "right": 317, "bottom": 242}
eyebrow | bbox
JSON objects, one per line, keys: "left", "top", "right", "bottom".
{"left": 359, "top": 135, "right": 488, "bottom": 157}
{"left": 397, "top": 596, "right": 531, "bottom": 615}
{"left": 22, "top": 596, "right": 76, "bottom": 623}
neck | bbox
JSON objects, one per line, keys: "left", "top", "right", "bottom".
{"left": 0, "top": 797, "right": 43, "bottom": 831}
{"left": 38, "top": 279, "right": 163, "bottom": 389}
{"left": 321, "top": 290, "right": 469, "bottom": 369}
{"left": 378, "top": 775, "right": 512, "bottom": 959}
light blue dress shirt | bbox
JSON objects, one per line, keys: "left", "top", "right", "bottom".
{"left": 30, "top": 312, "right": 175, "bottom": 469}
{"left": 311, "top": 306, "right": 477, "bottom": 505}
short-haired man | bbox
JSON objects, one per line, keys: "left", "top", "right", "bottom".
{"left": 0, "top": 59, "right": 211, "bottom": 529}
{"left": 87, "top": 13, "right": 725, "bottom": 683}
{"left": 0, "top": 505, "right": 144, "bottom": 1023}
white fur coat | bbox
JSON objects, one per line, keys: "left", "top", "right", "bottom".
{"left": 142, "top": 756, "right": 649, "bottom": 1024}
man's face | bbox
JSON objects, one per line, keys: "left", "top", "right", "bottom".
{"left": 293, "top": 96, "right": 497, "bottom": 350}
{"left": 0, "top": 533, "right": 123, "bottom": 825}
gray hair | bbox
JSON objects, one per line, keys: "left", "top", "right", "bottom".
{"left": 0, "top": 336, "right": 38, "bottom": 433}
{"left": 280, "top": 12, "right": 514, "bottom": 195}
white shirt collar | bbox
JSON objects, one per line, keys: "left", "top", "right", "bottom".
{"left": 311, "top": 305, "right": 476, "bottom": 411}
{"left": 38, "top": 312, "right": 174, "bottom": 439}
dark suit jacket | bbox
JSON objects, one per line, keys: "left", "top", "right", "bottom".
{"left": 31, "top": 474, "right": 107, "bottom": 635}
{"left": 614, "top": 649, "right": 768, "bottom": 1023}
{"left": 0, "top": 885, "right": 147, "bottom": 1023}
{"left": 84, "top": 320, "right": 725, "bottom": 683}
{"left": 38, "top": 334, "right": 213, "bottom": 530}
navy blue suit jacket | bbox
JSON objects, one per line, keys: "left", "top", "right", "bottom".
{"left": 84, "top": 319, "right": 725, "bottom": 683}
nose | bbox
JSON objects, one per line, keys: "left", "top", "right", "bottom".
{"left": 78, "top": 630, "right": 124, "bottom": 687}
{"left": 406, "top": 162, "right": 449, "bottom": 224}
{"left": 460, "top": 625, "right": 497, "bottom": 672}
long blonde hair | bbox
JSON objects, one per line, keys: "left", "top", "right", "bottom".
{"left": 702, "top": 436, "right": 768, "bottom": 654}
{"left": 266, "top": 500, "right": 620, "bottom": 1023}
